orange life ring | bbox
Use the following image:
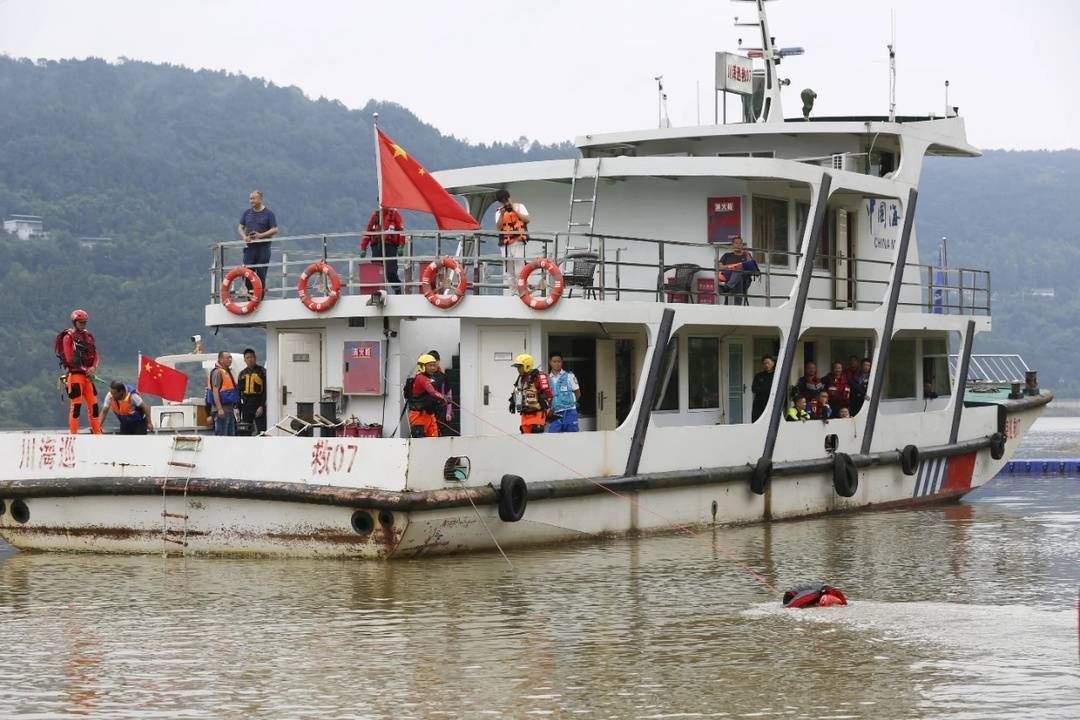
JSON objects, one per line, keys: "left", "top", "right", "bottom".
{"left": 517, "top": 258, "right": 564, "bottom": 310}
{"left": 221, "top": 266, "right": 263, "bottom": 315}
{"left": 298, "top": 261, "right": 342, "bottom": 312}
{"left": 420, "top": 256, "right": 468, "bottom": 309}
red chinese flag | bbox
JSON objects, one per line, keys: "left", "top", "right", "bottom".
{"left": 137, "top": 355, "right": 189, "bottom": 402}
{"left": 377, "top": 129, "right": 480, "bottom": 231}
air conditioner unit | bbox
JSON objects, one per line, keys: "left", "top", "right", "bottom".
{"left": 831, "top": 153, "right": 853, "bottom": 171}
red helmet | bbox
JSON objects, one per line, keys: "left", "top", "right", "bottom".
{"left": 70, "top": 309, "right": 89, "bottom": 323}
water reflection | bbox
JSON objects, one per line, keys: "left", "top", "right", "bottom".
{"left": 0, "top": 438, "right": 1078, "bottom": 717}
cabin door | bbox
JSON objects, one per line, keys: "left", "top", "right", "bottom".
{"left": 278, "top": 332, "right": 323, "bottom": 415}
{"left": 595, "top": 338, "right": 618, "bottom": 431}
{"left": 724, "top": 339, "right": 746, "bottom": 424}
{"left": 477, "top": 326, "right": 528, "bottom": 437}
{"left": 833, "top": 209, "right": 855, "bottom": 309}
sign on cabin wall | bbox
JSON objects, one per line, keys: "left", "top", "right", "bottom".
{"left": 865, "top": 197, "right": 902, "bottom": 251}
{"left": 707, "top": 196, "right": 742, "bottom": 244}
{"left": 715, "top": 52, "right": 753, "bottom": 95}
{"left": 343, "top": 340, "right": 384, "bottom": 395}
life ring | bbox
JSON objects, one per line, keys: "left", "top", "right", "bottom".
{"left": 421, "top": 256, "right": 468, "bottom": 309}
{"left": 832, "top": 452, "right": 859, "bottom": 498}
{"left": 221, "top": 266, "right": 263, "bottom": 315}
{"left": 297, "top": 262, "right": 342, "bottom": 312}
{"left": 900, "top": 444, "right": 920, "bottom": 476}
{"left": 497, "top": 474, "right": 528, "bottom": 522}
{"left": 989, "top": 432, "right": 1007, "bottom": 460}
{"left": 750, "top": 456, "right": 772, "bottom": 496}
{"left": 517, "top": 258, "right": 565, "bottom": 310}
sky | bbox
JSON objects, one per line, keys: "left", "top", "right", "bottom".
{"left": 1, "top": 0, "right": 1078, "bottom": 150}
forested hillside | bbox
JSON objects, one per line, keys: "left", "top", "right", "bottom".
{"left": 0, "top": 56, "right": 1076, "bottom": 428}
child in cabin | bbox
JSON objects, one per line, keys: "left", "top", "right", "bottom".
{"left": 785, "top": 395, "right": 810, "bottom": 422}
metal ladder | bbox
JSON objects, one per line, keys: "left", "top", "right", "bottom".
{"left": 566, "top": 157, "right": 602, "bottom": 239}
{"left": 160, "top": 435, "right": 202, "bottom": 556}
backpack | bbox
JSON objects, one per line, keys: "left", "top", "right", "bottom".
{"left": 402, "top": 376, "right": 414, "bottom": 400}
{"left": 53, "top": 329, "right": 69, "bottom": 364}
{"left": 54, "top": 329, "right": 93, "bottom": 368}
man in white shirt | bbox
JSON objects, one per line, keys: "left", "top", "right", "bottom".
{"left": 546, "top": 352, "right": 581, "bottom": 433}
{"left": 494, "top": 189, "right": 529, "bottom": 287}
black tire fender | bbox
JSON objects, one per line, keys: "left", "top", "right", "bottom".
{"left": 900, "top": 444, "right": 920, "bottom": 476}
{"left": 832, "top": 452, "right": 859, "bottom": 498}
{"left": 497, "top": 474, "right": 527, "bottom": 522}
{"left": 989, "top": 432, "right": 1007, "bottom": 461}
{"left": 750, "top": 457, "right": 772, "bottom": 496}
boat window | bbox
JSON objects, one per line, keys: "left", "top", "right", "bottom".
{"left": 688, "top": 337, "right": 720, "bottom": 409}
{"left": 922, "top": 336, "right": 952, "bottom": 399}
{"left": 654, "top": 337, "right": 679, "bottom": 411}
{"left": 884, "top": 338, "right": 917, "bottom": 399}
{"left": 752, "top": 196, "right": 790, "bottom": 266}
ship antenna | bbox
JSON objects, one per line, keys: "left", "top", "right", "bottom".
{"left": 888, "top": 10, "right": 897, "bottom": 122}
{"left": 654, "top": 75, "right": 671, "bottom": 128}
{"left": 733, "top": 0, "right": 802, "bottom": 123}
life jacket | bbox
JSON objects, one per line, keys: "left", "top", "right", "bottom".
{"left": 406, "top": 373, "right": 440, "bottom": 413}
{"left": 786, "top": 406, "right": 810, "bottom": 421}
{"left": 55, "top": 328, "right": 97, "bottom": 372}
{"left": 109, "top": 384, "right": 145, "bottom": 423}
{"left": 204, "top": 365, "right": 239, "bottom": 407}
{"left": 362, "top": 208, "right": 405, "bottom": 252}
{"left": 550, "top": 370, "right": 577, "bottom": 413}
{"left": 515, "top": 370, "right": 549, "bottom": 414}
{"left": 497, "top": 206, "right": 529, "bottom": 246}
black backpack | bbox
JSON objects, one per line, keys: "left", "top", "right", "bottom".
{"left": 402, "top": 376, "right": 414, "bottom": 400}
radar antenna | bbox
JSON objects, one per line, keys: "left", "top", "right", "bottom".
{"left": 888, "top": 10, "right": 897, "bottom": 122}
{"left": 733, "top": 0, "right": 802, "bottom": 123}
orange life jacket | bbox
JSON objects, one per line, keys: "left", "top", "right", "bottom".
{"left": 498, "top": 207, "right": 529, "bottom": 246}
{"left": 109, "top": 384, "right": 145, "bottom": 422}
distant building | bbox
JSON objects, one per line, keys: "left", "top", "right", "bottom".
{"left": 2, "top": 214, "right": 47, "bottom": 241}
{"left": 78, "top": 237, "right": 110, "bottom": 250}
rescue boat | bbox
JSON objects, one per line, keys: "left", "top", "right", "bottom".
{"left": 0, "top": 0, "right": 1050, "bottom": 558}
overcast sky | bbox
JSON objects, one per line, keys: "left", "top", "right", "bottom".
{"left": 2, "top": 0, "right": 1078, "bottom": 150}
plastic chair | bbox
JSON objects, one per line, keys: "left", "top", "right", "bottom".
{"left": 663, "top": 263, "right": 701, "bottom": 303}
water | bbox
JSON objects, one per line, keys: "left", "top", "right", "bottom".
{"left": 1, "top": 421, "right": 1078, "bottom": 719}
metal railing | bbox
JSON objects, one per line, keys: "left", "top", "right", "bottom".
{"left": 209, "top": 230, "right": 991, "bottom": 316}
{"left": 948, "top": 353, "right": 1029, "bottom": 385}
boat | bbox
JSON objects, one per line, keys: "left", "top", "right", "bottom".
{"left": 0, "top": 0, "right": 1051, "bottom": 558}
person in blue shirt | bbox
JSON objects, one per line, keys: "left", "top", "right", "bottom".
{"left": 237, "top": 190, "right": 279, "bottom": 293}
{"left": 546, "top": 352, "right": 581, "bottom": 433}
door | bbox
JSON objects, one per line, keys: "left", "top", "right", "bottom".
{"left": 595, "top": 339, "right": 617, "bottom": 431}
{"left": 726, "top": 340, "right": 745, "bottom": 424}
{"left": 833, "top": 208, "right": 850, "bottom": 309}
{"left": 477, "top": 327, "right": 528, "bottom": 437}
{"left": 279, "top": 332, "right": 322, "bottom": 414}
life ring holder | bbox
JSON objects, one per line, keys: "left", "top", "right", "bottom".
{"left": 221, "top": 266, "right": 263, "bottom": 315}
{"left": 421, "top": 256, "right": 468, "bottom": 309}
{"left": 517, "top": 258, "right": 565, "bottom": 310}
{"left": 832, "top": 452, "right": 859, "bottom": 498}
{"left": 297, "top": 261, "right": 342, "bottom": 312}
{"left": 497, "top": 474, "right": 528, "bottom": 522}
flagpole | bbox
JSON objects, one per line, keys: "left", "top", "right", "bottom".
{"left": 373, "top": 112, "right": 383, "bottom": 217}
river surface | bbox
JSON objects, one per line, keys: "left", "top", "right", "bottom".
{"left": 0, "top": 420, "right": 1078, "bottom": 719}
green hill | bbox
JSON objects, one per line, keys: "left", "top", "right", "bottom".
{"left": 0, "top": 56, "right": 1076, "bottom": 428}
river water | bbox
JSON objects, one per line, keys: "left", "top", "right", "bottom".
{"left": 1, "top": 420, "right": 1077, "bottom": 719}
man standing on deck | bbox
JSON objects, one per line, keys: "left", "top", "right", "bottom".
{"left": 207, "top": 351, "right": 239, "bottom": 436}
{"left": 237, "top": 348, "right": 267, "bottom": 436}
{"left": 546, "top": 352, "right": 580, "bottom": 433}
{"left": 237, "top": 190, "right": 279, "bottom": 293}
{"left": 361, "top": 207, "right": 406, "bottom": 294}
{"left": 509, "top": 354, "right": 552, "bottom": 434}
{"left": 494, "top": 189, "right": 529, "bottom": 286}
{"left": 58, "top": 308, "right": 102, "bottom": 434}
{"left": 408, "top": 354, "right": 446, "bottom": 438}
{"left": 751, "top": 355, "right": 775, "bottom": 422}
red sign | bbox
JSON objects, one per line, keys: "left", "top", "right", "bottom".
{"left": 343, "top": 340, "right": 384, "bottom": 395}
{"left": 707, "top": 196, "right": 742, "bottom": 244}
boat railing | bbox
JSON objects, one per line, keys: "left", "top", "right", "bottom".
{"left": 946, "top": 353, "right": 1030, "bottom": 386}
{"left": 208, "top": 231, "right": 990, "bottom": 315}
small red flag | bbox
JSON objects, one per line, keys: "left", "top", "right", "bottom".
{"left": 137, "top": 355, "right": 188, "bottom": 402}
{"left": 377, "top": 129, "right": 480, "bottom": 231}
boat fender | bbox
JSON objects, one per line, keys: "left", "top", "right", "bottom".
{"left": 832, "top": 452, "right": 858, "bottom": 498}
{"left": 221, "top": 266, "right": 263, "bottom": 315}
{"left": 989, "top": 432, "right": 1007, "bottom": 460}
{"left": 297, "top": 261, "right": 342, "bottom": 312}
{"left": 900, "top": 444, "right": 920, "bottom": 476}
{"left": 421, "top": 256, "right": 468, "bottom": 309}
{"left": 497, "top": 474, "right": 527, "bottom": 522}
{"left": 749, "top": 457, "right": 772, "bottom": 495}
{"left": 517, "top": 258, "right": 565, "bottom": 310}
{"left": 783, "top": 583, "right": 848, "bottom": 608}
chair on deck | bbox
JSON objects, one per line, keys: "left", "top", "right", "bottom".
{"left": 663, "top": 263, "right": 702, "bottom": 303}
{"left": 560, "top": 250, "right": 600, "bottom": 298}
{"left": 718, "top": 262, "right": 760, "bottom": 306}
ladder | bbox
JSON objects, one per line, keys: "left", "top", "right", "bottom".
{"left": 160, "top": 435, "right": 202, "bottom": 557}
{"left": 566, "top": 157, "right": 602, "bottom": 239}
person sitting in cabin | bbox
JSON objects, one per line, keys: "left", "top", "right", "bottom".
{"left": 717, "top": 235, "right": 759, "bottom": 298}
{"left": 825, "top": 361, "right": 850, "bottom": 411}
{"left": 848, "top": 357, "right": 871, "bottom": 415}
{"left": 546, "top": 352, "right": 581, "bottom": 433}
{"left": 838, "top": 407, "right": 851, "bottom": 419}
{"left": 785, "top": 395, "right": 810, "bottom": 422}
{"left": 810, "top": 390, "right": 833, "bottom": 421}
{"left": 845, "top": 354, "right": 861, "bottom": 385}
{"left": 494, "top": 189, "right": 529, "bottom": 285}
{"left": 99, "top": 380, "right": 154, "bottom": 435}
{"left": 361, "top": 207, "right": 406, "bottom": 294}
{"left": 509, "top": 354, "right": 552, "bottom": 434}
{"left": 407, "top": 354, "right": 447, "bottom": 438}
{"left": 796, "top": 361, "right": 825, "bottom": 402}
